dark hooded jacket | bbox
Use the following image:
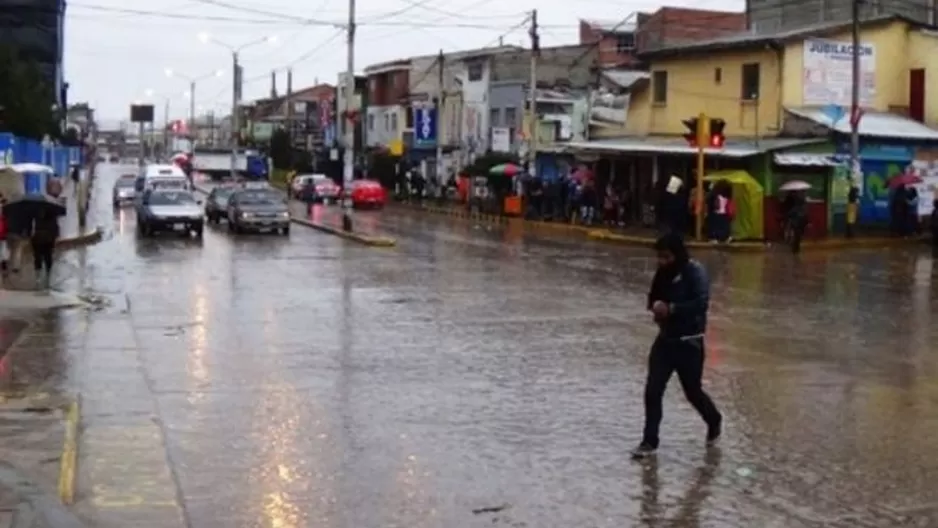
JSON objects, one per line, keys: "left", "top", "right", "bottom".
{"left": 647, "top": 233, "right": 710, "bottom": 339}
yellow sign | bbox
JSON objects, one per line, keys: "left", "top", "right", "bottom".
{"left": 389, "top": 139, "right": 403, "bottom": 156}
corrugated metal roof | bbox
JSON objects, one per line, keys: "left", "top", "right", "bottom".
{"left": 787, "top": 106, "right": 938, "bottom": 140}
{"left": 601, "top": 70, "right": 649, "bottom": 89}
{"left": 640, "top": 14, "right": 908, "bottom": 58}
{"left": 564, "top": 136, "right": 824, "bottom": 158}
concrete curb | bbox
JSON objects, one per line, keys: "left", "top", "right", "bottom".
{"left": 0, "top": 461, "right": 86, "bottom": 528}
{"left": 55, "top": 228, "right": 103, "bottom": 250}
{"left": 194, "top": 185, "right": 396, "bottom": 247}
{"left": 57, "top": 398, "right": 79, "bottom": 506}
{"left": 392, "top": 203, "right": 606, "bottom": 235}
{"left": 290, "top": 217, "right": 396, "bottom": 247}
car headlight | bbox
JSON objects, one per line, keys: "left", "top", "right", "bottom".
{"left": 241, "top": 212, "right": 253, "bottom": 218}
{"left": 279, "top": 212, "right": 289, "bottom": 218}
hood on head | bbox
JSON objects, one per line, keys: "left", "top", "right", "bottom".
{"left": 654, "top": 232, "right": 689, "bottom": 266}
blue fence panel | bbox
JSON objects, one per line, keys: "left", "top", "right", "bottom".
{"left": 22, "top": 139, "right": 41, "bottom": 164}
{"left": 0, "top": 133, "right": 14, "bottom": 164}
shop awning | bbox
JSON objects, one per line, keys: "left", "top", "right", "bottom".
{"left": 563, "top": 136, "right": 825, "bottom": 158}
{"left": 786, "top": 106, "right": 938, "bottom": 140}
{"left": 773, "top": 152, "right": 845, "bottom": 166}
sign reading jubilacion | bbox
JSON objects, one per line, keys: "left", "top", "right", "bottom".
{"left": 802, "top": 38, "right": 876, "bottom": 107}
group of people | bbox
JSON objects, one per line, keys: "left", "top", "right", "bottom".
{"left": 520, "top": 175, "right": 634, "bottom": 226}
{"left": 657, "top": 176, "right": 738, "bottom": 243}
{"left": 0, "top": 188, "right": 64, "bottom": 290}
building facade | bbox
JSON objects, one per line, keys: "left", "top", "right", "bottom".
{"left": 363, "top": 60, "right": 409, "bottom": 150}
{"left": 746, "top": 0, "right": 938, "bottom": 33}
{"left": 0, "top": 0, "right": 66, "bottom": 108}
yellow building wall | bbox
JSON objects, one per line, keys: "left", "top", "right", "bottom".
{"left": 624, "top": 48, "right": 782, "bottom": 137}
{"left": 907, "top": 31, "right": 938, "bottom": 125}
{"left": 622, "top": 19, "right": 938, "bottom": 138}
{"left": 781, "top": 22, "right": 907, "bottom": 112}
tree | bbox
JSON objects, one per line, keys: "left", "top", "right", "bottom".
{"left": 0, "top": 45, "right": 58, "bottom": 140}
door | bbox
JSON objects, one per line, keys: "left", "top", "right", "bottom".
{"left": 910, "top": 69, "right": 925, "bottom": 123}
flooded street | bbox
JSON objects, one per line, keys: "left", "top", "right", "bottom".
{"left": 38, "top": 166, "right": 938, "bottom": 527}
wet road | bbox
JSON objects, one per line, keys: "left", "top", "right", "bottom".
{"left": 57, "top": 167, "right": 938, "bottom": 527}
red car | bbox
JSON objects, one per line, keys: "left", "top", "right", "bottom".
{"left": 348, "top": 179, "right": 386, "bottom": 209}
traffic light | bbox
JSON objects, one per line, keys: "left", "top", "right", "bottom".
{"left": 682, "top": 116, "right": 726, "bottom": 148}
{"left": 682, "top": 117, "right": 700, "bottom": 147}
{"left": 709, "top": 118, "right": 726, "bottom": 148}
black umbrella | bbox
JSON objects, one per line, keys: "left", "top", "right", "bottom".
{"left": 3, "top": 194, "right": 66, "bottom": 228}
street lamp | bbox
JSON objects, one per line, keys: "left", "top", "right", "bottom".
{"left": 164, "top": 68, "right": 224, "bottom": 145}
{"left": 198, "top": 33, "right": 277, "bottom": 180}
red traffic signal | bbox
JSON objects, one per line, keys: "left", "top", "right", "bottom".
{"left": 709, "top": 118, "right": 726, "bottom": 148}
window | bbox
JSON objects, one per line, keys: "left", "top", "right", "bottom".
{"left": 467, "top": 61, "right": 483, "bottom": 81}
{"left": 616, "top": 33, "right": 635, "bottom": 52}
{"left": 652, "top": 70, "right": 668, "bottom": 104}
{"left": 405, "top": 107, "right": 414, "bottom": 128}
{"left": 390, "top": 113, "right": 398, "bottom": 132}
{"left": 504, "top": 107, "right": 517, "bottom": 126}
{"left": 714, "top": 67, "right": 722, "bottom": 84}
{"left": 384, "top": 114, "right": 389, "bottom": 131}
{"left": 368, "top": 114, "right": 374, "bottom": 131}
{"left": 490, "top": 107, "right": 501, "bottom": 127}
{"left": 741, "top": 63, "right": 760, "bottom": 100}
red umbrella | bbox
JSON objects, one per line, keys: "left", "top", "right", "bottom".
{"left": 571, "top": 166, "right": 593, "bottom": 182}
{"left": 888, "top": 173, "right": 923, "bottom": 188}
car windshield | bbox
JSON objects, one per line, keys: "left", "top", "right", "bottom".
{"left": 312, "top": 176, "right": 330, "bottom": 185}
{"left": 116, "top": 177, "right": 136, "bottom": 187}
{"left": 148, "top": 191, "right": 196, "bottom": 205}
{"left": 237, "top": 190, "right": 282, "bottom": 205}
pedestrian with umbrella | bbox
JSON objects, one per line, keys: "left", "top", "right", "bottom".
{"left": 632, "top": 233, "right": 723, "bottom": 459}
{"left": 3, "top": 194, "right": 66, "bottom": 288}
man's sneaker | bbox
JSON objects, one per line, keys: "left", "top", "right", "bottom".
{"left": 630, "top": 442, "right": 657, "bottom": 460}
{"left": 706, "top": 419, "right": 722, "bottom": 446}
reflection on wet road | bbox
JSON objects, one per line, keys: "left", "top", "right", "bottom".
{"left": 65, "top": 168, "right": 938, "bottom": 527}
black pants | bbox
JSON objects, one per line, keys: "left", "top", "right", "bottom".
{"left": 641, "top": 336, "right": 722, "bottom": 448}
{"left": 31, "top": 240, "right": 54, "bottom": 274}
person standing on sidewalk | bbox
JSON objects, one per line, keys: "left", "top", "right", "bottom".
{"left": 632, "top": 233, "right": 723, "bottom": 459}
{"left": 30, "top": 207, "right": 60, "bottom": 289}
{"left": 0, "top": 194, "right": 7, "bottom": 275}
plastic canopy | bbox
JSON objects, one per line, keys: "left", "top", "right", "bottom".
{"left": 703, "top": 170, "right": 764, "bottom": 240}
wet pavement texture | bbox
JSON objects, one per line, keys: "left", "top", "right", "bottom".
{"left": 41, "top": 167, "right": 938, "bottom": 527}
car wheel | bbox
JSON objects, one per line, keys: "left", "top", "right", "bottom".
{"left": 281, "top": 226, "right": 290, "bottom": 235}
{"left": 193, "top": 226, "right": 204, "bottom": 238}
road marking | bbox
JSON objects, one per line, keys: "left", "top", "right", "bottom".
{"left": 57, "top": 398, "right": 79, "bottom": 505}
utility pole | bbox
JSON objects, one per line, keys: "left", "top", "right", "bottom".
{"left": 849, "top": 0, "right": 862, "bottom": 187}
{"left": 341, "top": 0, "right": 356, "bottom": 232}
{"left": 527, "top": 9, "right": 539, "bottom": 181}
{"left": 694, "top": 113, "right": 709, "bottom": 241}
{"left": 189, "top": 81, "right": 196, "bottom": 151}
{"left": 163, "top": 99, "right": 170, "bottom": 154}
{"left": 286, "top": 68, "right": 294, "bottom": 162}
{"left": 230, "top": 52, "right": 241, "bottom": 180}
{"left": 435, "top": 49, "right": 445, "bottom": 188}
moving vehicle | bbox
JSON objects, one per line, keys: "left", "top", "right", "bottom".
{"left": 191, "top": 148, "right": 269, "bottom": 182}
{"left": 112, "top": 173, "right": 137, "bottom": 206}
{"left": 134, "top": 164, "right": 189, "bottom": 197}
{"left": 204, "top": 185, "right": 237, "bottom": 223}
{"left": 291, "top": 174, "right": 341, "bottom": 204}
{"left": 136, "top": 188, "right": 204, "bottom": 238}
{"left": 226, "top": 187, "right": 290, "bottom": 235}
{"left": 348, "top": 179, "right": 387, "bottom": 209}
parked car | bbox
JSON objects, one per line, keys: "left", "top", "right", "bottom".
{"left": 348, "top": 179, "right": 387, "bottom": 209}
{"left": 226, "top": 187, "right": 290, "bottom": 235}
{"left": 204, "top": 185, "right": 237, "bottom": 223}
{"left": 112, "top": 173, "right": 137, "bottom": 206}
{"left": 136, "top": 188, "right": 204, "bottom": 238}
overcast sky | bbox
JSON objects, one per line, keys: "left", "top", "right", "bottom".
{"left": 65, "top": 0, "right": 742, "bottom": 124}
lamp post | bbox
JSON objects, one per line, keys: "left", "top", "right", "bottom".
{"left": 198, "top": 33, "right": 277, "bottom": 180}
{"left": 164, "top": 68, "right": 223, "bottom": 149}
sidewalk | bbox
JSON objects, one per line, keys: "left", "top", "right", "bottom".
{"left": 393, "top": 201, "right": 927, "bottom": 252}
{"left": 0, "top": 319, "right": 86, "bottom": 528}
